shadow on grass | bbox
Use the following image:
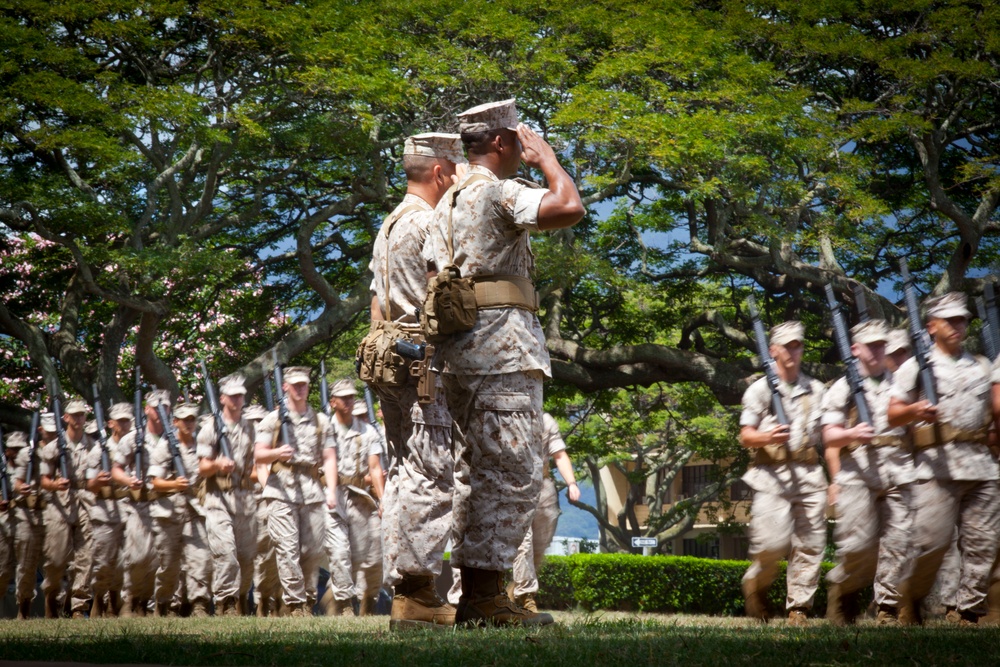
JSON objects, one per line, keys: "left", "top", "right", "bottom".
{"left": 1, "top": 618, "right": 999, "bottom": 667}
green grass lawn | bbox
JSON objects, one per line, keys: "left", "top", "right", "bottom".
{"left": 1, "top": 612, "right": 999, "bottom": 666}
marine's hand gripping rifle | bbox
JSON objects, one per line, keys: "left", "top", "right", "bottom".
{"left": 748, "top": 295, "right": 789, "bottom": 427}
{"left": 899, "top": 259, "right": 938, "bottom": 405}
{"left": 825, "top": 285, "right": 874, "bottom": 427}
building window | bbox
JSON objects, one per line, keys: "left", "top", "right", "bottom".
{"left": 730, "top": 479, "right": 752, "bottom": 501}
{"left": 682, "top": 537, "right": 720, "bottom": 559}
{"left": 681, "top": 464, "right": 717, "bottom": 499}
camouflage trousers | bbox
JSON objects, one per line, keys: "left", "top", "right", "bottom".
{"left": 42, "top": 501, "right": 93, "bottom": 613}
{"left": 0, "top": 510, "right": 14, "bottom": 597}
{"left": 267, "top": 498, "right": 326, "bottom": 607}
{"left": 512, "top": 477, "right": 560, "bottom": 597}
{"left": 827, "top": 482, "right": 913, "bottom": 607}
{"left": 742, "top": 486, "right": 827, "bottom": 611}
{"left": 122, "top": 500, "right": 158, "bottom": 603}
{"left": 377, "top": 377, "right": 453, "bottom": 587}
{"left": 907, "top": 478, "right": 1000, "bottom": 614}
{"left": 13, "top": 504, "right": 44, "bottom": 602}
{"left": 326, "top": 489, "right": 382, "bottom": 605}
{"left": 930, "top": 532, "right": 961, "bottom": 611}
{"left": 205, "top": 492, "right": 257, "bottom": 605}
{"left": 443, "top": 370, "right": 544, "bottom": 571}
{"left": 253, "top": 494, "right": 280, "bottom": 607}
{"left": 89, "top": 519, "right": 124, "bottom": 598}
{"left": 153, "top": 511, "right": 211, "bottom": 606}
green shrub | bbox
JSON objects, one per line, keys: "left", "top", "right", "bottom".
{"left": 536, "top": 553, "right": 869, "bottom": 616}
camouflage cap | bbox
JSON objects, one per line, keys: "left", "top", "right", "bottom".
{"left": 219, "top": 373, "right": 248, "bottom": 396}
{"left": 850, "top": 319, "right": 890, "bottom": 345}
{"left": 924, "top": 292, "right": 971, "bottom": 320}
{"left": 404, "top": 133, "right": 466, "bottom": 164}
{"left": 64, "top": 398, "right": 90, "bottom": 415}
{"left": 769, "top": 321, "right": 805, "bottom": 347}
{"left": 458, "top": 98, "right": 519, "bottom": 134}
{"left": 144, "top": 389, "right": 171, "bottom": 409}
{"left": 109, "top": 402, "right": 134, "bottom": 420}
{"left": 283, "top": 367, "right": 311, "bottom": 385}
{"left": 84, "top": 420, "right": 98, "bottom": 435}
{"left": 330, "top": 379, "right": 357, "bottom": 398}
{"left": 5, "top": 431, "right": 28, "bottom": 449}
{"left": 352, "top": 401, "right": 368, "bottom": 416}
{"left": 886, "top": 329, "right": 912, "bottom": 355}
{"left": 40, "top": 412, "right": 56, "bottom": 432}
{"left": 173, "top": 402, "right": 200, "bottom": 420}
{"left": 244, "top": 404, "right": 268, "bottom": 421}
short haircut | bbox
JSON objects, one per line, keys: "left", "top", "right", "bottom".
{"left": 402, "top": 154, "right": 439, "bottom": 182}
{"left": 461, "top": 129, "right": 504, "bottom": 156}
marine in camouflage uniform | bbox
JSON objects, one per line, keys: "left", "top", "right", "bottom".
{"left": 11, "top": 418, "right": 51, "bottom": 619}
{"left": 889, "top": 292, "right": 1000, "bottom": 625}
{"left": 422, "top": 99, "right": 584, "bottom": 626}
{"left": 113, "top": 394, "right": 164, "bottom": 617}
{"left": 254, "top": 366, "right": 338, "bottom": 616}
{"left": 149, "top": 400, "right": 211, "bottom": 617}
{"left": 324, "top": 383, "right": 385, "bottom": 617}
{"left": 84, "top": 402, "right": 130, "bottom": 618}
{"left": 509, "top": 412, "right": 579, "bottom": 613}
{"left": 821, "top": 319, "right": 916, "bottom": 626}
{"left": 369, "top": 133, "right": 463, "bottom": 630}
{"left": 1, "top": 432, "right": 26, "bottom": 615}
{"left": 739, "top": 321, "right": 827, "bottom": 627}
{"left": 243, "top": 403, "right": 280, "bottom": 617}
{"left": 39, "top": 398, "right": 95, "bottom": 618}
{"left": 197, "top": 374, "right": 258, "bottom": 616}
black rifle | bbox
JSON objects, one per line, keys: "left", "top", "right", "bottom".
{"left": 747, "top": 295, "right": 789, "bottom": 426}
{"left": 134, "top": 367, "right": 147, "bottom": 481}
{"left": 899, "top": 259, "right": 938, "bottom": 405}
{"left": 155, "top": 403, "right": 188, "bottom": 478}
{"left": 52, "top": 395, "right": 70, "bottom": 481}
{"left": 319, "top": 360, "right": 332, "bottom": 418}
{"left": 200, "top": 361, "right": 233, "bottom": 461}
{"left": 180, "top": 364, "right": 191, "bottom": 403}
{"left": 272, "top": 350, "right": 294, "bottom": 447}
{"left": 853, "top": 284, "right": 870, "bottom": 323}
{"left": 977, "top": 297, "right": 998, "bottom": 361}
{"left": 263, "top": 374, "right": 275, "bottom": 412}
{"left": 825, "top": 285, "right": 874, "bottom": 427}
{"left": 24, "top": 396, "right": 40, "bottom": 489}
{"left": 0, "top": 423, "right": 10, "bottom": 503}
{"left": 91, "top": 383, "right": 113, "bottom": 481}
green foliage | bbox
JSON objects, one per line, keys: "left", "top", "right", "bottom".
{"left": 537, "top": 553, "right": 859, "bottom": 616}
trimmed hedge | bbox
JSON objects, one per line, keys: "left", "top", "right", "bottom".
{"left": 536, "top": 554, "right": 867, "bottom": 616}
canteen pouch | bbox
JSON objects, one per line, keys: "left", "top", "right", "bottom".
{"left": 420, "top": 264, "right": 478, "bottom": 343}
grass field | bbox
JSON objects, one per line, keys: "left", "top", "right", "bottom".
{"left": 2, "top": 612, "right": 1000, "bottom": 666}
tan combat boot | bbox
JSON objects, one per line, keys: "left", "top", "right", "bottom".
{"left": 874, "top": 604, "right": 900, "bottom": 627}
{"left": 787, "top": 608, "right": 809, "bottom": 627}
{"left": 44, "top": 592, "right": 60, "bottom": 619}
{"left": 514, "top": 593, "right": 539, "bottom": 613}
{"left": 455, "top": 568, "right": 554, "bottom": 628}
{"left": 153, "top": 601, "right": 171, "bottom": 617}
{"left": 17, "top": 599, "right": 31, "bottom": 620}
{"left": 107, "top": 591, "right": 122, "bottom": 618}
{"left": 90, "top": 594, "right": 107, "bottom": 619}
{"left": 256, "top": 597, "right": 269, "bottom": 618}
{"left": 190, "top": 601, "right": 210, "bottom": 618}
{"left": 287, "top": 603, "right": 307, "bottom": 618}
{"left": 358, "top": 595, "right": 376, "bottom": 617}
{"left": 744, "top": 589, "right": 769, "bottom": 623}
{"left": 390, "top": 575, "right": 456, "bottom": 631}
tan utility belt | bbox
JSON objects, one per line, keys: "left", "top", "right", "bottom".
{"left": 473, "top": 275, "right": 538, "bottom": 312}
{"left": 116, "top": 486, "right": 159, "bottom": 502}
{"left": 912, "top": 423, "right": 990, "bottom": 449}
{"left": 338, "top": 474, "right": 366, "bottom": 488}
{"left": 272, "top": 461, "right": 321, "bottom": 479}
{"left": 753, "top": 444, "right": 819, "bottom": 467}
{"left": 11, "top": 493, "right": 46, "bottom": 510}
{"left": 843, "top": 435, "right": 906, "bottom": 453}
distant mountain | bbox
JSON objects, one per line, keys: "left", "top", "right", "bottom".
{"left": 554, "top": 481, "right": 599, "bottom": 540}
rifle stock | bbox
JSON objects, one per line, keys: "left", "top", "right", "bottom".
{"left": 825, "top": 285, "right": 874, "bottom": 427}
